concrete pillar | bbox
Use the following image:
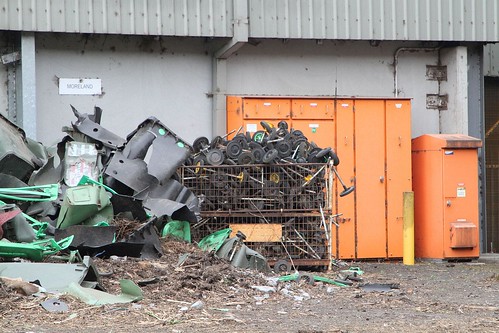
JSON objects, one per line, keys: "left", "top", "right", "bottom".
{"left": 16, "top": 32, "right": 37, "bottom": 140}
{"left": 440, "top": 46, "right": 468, "bottom": 135}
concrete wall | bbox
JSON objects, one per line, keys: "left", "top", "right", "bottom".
{"left": 5, "top": 34, "right": 473, "bottom": 145}
{"left": 34, "top": 34, "right": 223, "bottom": 146}
{"left": 226, "top": 40, "right": 442, "bottom": 137}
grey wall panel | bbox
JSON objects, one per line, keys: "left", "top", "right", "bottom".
{"left": 34, "top": 35, "right": 222, "bottom": 145}
{"left": 485, "top": 43, "right": 499, "bottom": 77}
{"left": 0, "top": 0, "right": 232, "bottom": 37}
{"left": 226, "top": 40, "right": 441, "bottom": 137}
{"left": 248, "top": 0, "right": 499, "bottom": 41}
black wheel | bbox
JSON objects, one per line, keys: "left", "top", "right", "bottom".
{"left": 297, "top": 272, "right": 315, "bottom": 285}
{"left": 263, "top": 149, "right": 278, "bottom": 163}
{"left": 237, "top": 151, "right": 255, "bottom": 165}
{"left": 226, "top": 141, "right": 243, "bottom": 159}
{"left": 206, "top": 149, "right": 224, "bottom": 166}
{"left": 273, "top": 259, "right": 291, "bottom": 273}
{"left": 192, "top": 136, "right": 209, "bottom": 153}
{"left": 252, "top": 147, "right": 265, "bottom": 163}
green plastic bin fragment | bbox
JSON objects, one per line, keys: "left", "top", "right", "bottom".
{"left": 56, "top": 185, "right": 113, "bottom": 229}
{"left": 65, "top": 279, "right": 143, "bottom": 305}
{"left": 198, "top": 228, "right": 232, "bottom": 252}
{"left": 0, "top": 235, "right": 74, "bottom": 261}
{"left": 278, "top": 273, "right": 349, "bottom": 287}
{"left": 161, "top": 220, "right": 191, "bottom": 242}
{"left": 0, "top": 184, "right": 59, "bottom": 202}
{"left": 78, "top": 175, "right": 117, "bottom": 195}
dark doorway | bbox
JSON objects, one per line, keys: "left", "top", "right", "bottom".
{"left": 485, "top": 77, "right": 499, "bottom": 253}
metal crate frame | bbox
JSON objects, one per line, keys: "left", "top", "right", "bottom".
{"left": 179, "top": 163, "right": 333, "bottom": 214}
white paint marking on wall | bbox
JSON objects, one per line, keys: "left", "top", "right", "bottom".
{"left": 59, "top": 78, "right": 102, "bottom": 95}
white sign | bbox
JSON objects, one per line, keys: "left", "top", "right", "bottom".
{"left": 59, "top": 78, "right": 102, "bottom": 95}
{"left": 246, "top": 123, "right": 257, "bottom": 133}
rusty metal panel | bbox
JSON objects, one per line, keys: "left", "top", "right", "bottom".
{"left": 248, "top": 0, "right": 499, "bottom": 42}
{"left": 0, "top": 0, "right": 232, "bottom": 37}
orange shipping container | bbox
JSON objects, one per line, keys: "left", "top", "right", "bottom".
{"left": 226, "top": 96, "right": 412, "bottom": 260}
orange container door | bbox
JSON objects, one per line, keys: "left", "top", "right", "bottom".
{"left": 413, "top": 149, "right": 445, "bottom": 259}
{"left": 386, "top": 100, "right": 412, "bottom": 258}
{"left": 354, "top": 99, "right": 387, "bottom": 259}
{"left": 333, "top": 100, "right": 356, "bottom": 259}
{"left": 243, "top": 99, "right": 291, "bottom": 120}
{"left": 442, "top": 149, "right": 480, "bottom": 258}
{"left": 227, "top": 96, "right": 244, "bottom": 139}
{"left": 291, "top": 120, "right": 335, "bottom": 149}
{"left": 291, "top": 100, "right": 334, "bottom": 119}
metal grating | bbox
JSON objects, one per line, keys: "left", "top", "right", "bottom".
{"left": 179, "top": 163, "right": 333, "bottom": 265}
{"left": 179, "top": 163, "right": 332, "bottom": 213}
{"left": 190, "top": 215, "right": 329, "bottom": 262}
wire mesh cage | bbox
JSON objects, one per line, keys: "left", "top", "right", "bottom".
{"left": 190, "top": 214, "right": 329, "bottom": 262}
{"left": 178, "top": 163, "right": 332, "bottom": 214}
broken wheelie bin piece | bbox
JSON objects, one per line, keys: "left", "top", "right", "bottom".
{"left": 161, "top": 220, "right": 191, "bottom": 242}
{"left": 215, "top": 230, "right": 270, "bottom": 272}
{"left": 198, "top": 228, "right": 232, "bottom": 252}
{"left": 0, "top": 235, "right": 74, "bottom": 261}
{"left": 0, "top": 114, "right": 44, "bottom": 182}
{"left": 278, "top": 273, "right": 350, "bottom": 287}
{"left": 56, "top": 185, "right": 113, "bottom": 229}
{"left": 0, "top": 184, "right": 59, "bottom": 202}
{"left": 0, "top": 203, "right": 36, "bottom": 242}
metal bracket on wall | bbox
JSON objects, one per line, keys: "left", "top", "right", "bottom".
{"left": 426, "top": 65, "right": 447, "bottom": 81}
{"left": 426, "top": 94, "right": 448, "bottom": 110}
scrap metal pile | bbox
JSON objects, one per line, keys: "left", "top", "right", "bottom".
{"left": 0, "top": 106, "right": 353, "bottom": 304}
{"left": 0, "top": 107, "right": 273, "bottom": 303}
{"left": 179, "top": 121, "right": 352, "bottom": 267}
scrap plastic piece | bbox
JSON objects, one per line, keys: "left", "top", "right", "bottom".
{"left": 0, "top": 235, "right": 74, "bottom": 261}
{"left": 0, "top": 203, "right": 36, "bottom": 242}
{"left": 56, "top": 185, "right": 113, "bottom": 229}
{"left": 0, "top": 114, "right": 40, "bottom": 182}
{"left": 198, "top": 228, "right": 232, "bottom": 252}
{"left": 0, "top": 184, "right": 59, "bottom": 202}
{"left": 41, "top": 298, "right": 69, "bottom": 312}
{"left": 161, "top": 220, "right": 191, "bottom": 242}
{"left": 64, "top": 142, "right": 99, "bottom": 187}
{"left": 278, "top": 273, "right": 349, "bottom": 287}
{"left": 66, "top": 279, "right": 143, "bottom": 305}
{"left": 0, "top": 256, "right": 101, "bottom": 293}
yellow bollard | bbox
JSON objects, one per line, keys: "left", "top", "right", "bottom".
{"left": 403, "top": 191, "right": 415, "bottom": 265}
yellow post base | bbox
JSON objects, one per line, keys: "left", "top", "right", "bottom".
{"left": 403, "top": 191, "right": 415, "bottom": 265}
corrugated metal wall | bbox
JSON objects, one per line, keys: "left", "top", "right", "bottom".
{"left": 249, "top": 0, "right": 499, "bottom": 41}
{"left": 0, "top": 0, "right": 497, "bottom": 41}
{"left": 0, "top": 0, "right": 233, "bottom": 37}
{"left": 485, "top": 43, "right": 499, "bottom": 77}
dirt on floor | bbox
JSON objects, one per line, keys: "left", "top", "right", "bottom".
{"left": 1, "top": 238, "right": 498, "bottom": 333}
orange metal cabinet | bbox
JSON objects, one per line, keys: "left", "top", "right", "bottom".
{"left": 226, "top": 97, "right": 412, "bottom": 260}
{"left": 243, "top": 98, "right": 291, "bottom": 119}
{"left": 291, "top": 100, "right": 334, "bottom": 119}
{"left": 354, "top": 100, "right": 387, "bottom": 259}
{"left": 385, "top": 100, "right": 412, "bottom": 258}
{"left": 332, "top": 100, "right": 356, "bottom": 259}
{"left": 412, "top": 134, "right": 482, "bottom": 259}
